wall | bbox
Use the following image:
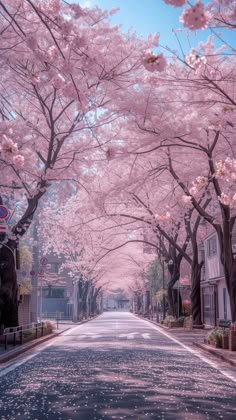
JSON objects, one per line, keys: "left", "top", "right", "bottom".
{"left": 18, "top": 295, "right": 31, "bottom": 325}
{"left": 217, "top": 279, "right": 231, "bottom": 321}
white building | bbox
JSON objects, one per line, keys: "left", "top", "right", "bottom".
{"left": 201, "top": 230, "right": 235, "bottom": 326}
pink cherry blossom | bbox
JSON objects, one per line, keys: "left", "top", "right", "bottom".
{"left": 189, "top": 176, "right": 208, "bottom": 195}
{"left": 215, "top": 158, "right": 236, "bottom": 182}
{"left": 186, "top": 48, "right": 207, "bottom": 69}
{"left": 52, "top": 73, "right": 66, "bottom": 89}
{"left": 164, "top": 0, "right": 187, "bottom": 6}
{"left": 143, "top": 52, "right": 167, "bottom": 72}
{"left": 180, "top": 1, "right": 210, "bottom": 29}
{"left": 0, "top": 135, "right": 18, "bottom": 158}
{"left": 218, "top": 192, "right": 236, "bottom": 207}
{"left": 12, "top": 154, "right": 25, "bottom": 168}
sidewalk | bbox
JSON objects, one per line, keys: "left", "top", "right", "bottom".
{"left": 0, "top": 320, "right": 77, "bottom": 364}
{"left": 149, "top": 319, "right": 236, "bottom": 368}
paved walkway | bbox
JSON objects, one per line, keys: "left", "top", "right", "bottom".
{"left": 1, "top": 316, "right": 236, "bottom": 367}
{"left": 149, "top": 319, "right": 236, "bottom": 367}
{"left": 0, "top": 320, "right": 76, "bottom": 364}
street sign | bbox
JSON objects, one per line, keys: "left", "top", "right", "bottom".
{"left": 30, "top": 270, "right": 35, "bottom": 276}
{"left": 40, "top": 257, "right": 48, "bottom": 266}
{"left": 0, "top": 224, "right": 8, "bottom": 232}
{"left": 0, "top": 205, "right": 9, "bottom": 220}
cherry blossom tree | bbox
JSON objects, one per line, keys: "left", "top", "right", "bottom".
{"left": 0, "top": 0, "right": 160, "bottom": 327}
{"left": 111, "top": 32, "right": 236, "bottom": 321}
{"left": 163, "top": 0, "right": 236, "bottom": 31}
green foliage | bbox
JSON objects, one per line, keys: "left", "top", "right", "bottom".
{"left": 207, "top": 328, "right": 224, "bottom": 343}
{"left": 19, "top": 245, "right": 33, "bottom": 295}
{"left": 163, "top": 315, "right": 176, "bottom": 325}
{"left": 144, "top": 257, "right": 167, "bottom": 293}
{"left": 182, "top": 302, "right": 191, "bottom": 316}
{"left": 44, "top": 320, "right": 55, "bottom": 333}
{"left": 177, "top": 316, "right": 186, "bottom": 326}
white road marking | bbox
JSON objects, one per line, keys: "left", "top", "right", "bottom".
{"left": 119, "top": 332, "right": 139, "bottom": 339}
{"left": 78, "top": 334, "right": 102, "bottom": 339}
{"left": 1, "top": 317, "right": 236, "bottom": 385}
{"left": 141, "top": 333, "right": 151, "bottom": 339}
{"left": 144, "top": 319, "right": 236, "bottom": 384}
{"left": 118, "top": 332, "right": 151, "bottom": 339}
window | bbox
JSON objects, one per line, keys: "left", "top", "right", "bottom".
{"left": 207, "top": 236, "right": 217, "bottom": 257}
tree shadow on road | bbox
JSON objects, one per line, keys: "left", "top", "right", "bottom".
{"left": 0, "top": 342, "right": 235, "bottom": 420}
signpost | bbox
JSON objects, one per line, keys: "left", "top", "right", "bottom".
{"left": 0, "top": 206, "right": 9, "bottom": 234}
{"left": 0, "top": 224, "right": 8, "bottom": 233}
{"left": 0, "top": 205, "right": 9, "bottom": 220}
{"left": 40, "top": 257, "right": 48, "bottom": 266}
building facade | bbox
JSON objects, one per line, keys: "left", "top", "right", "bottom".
{"left": 201, "top": 231, "right": 233, "bottom": 326}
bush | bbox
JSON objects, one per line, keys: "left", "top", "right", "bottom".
{"left": 207, "top": 328, "right": 224, "bottom": 345}
{"left": 176, "top": 316, "right": 186, "bottom": 327}
{"left": 182, "top": 303, "right": 191, "bottom": 316}
{"left": 43, "top": 320, "right": 55, "bottom": 333}
{"left": 163, "top": 315, "right": 176, "bottom": 325}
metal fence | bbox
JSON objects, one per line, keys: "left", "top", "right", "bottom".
{"left": 1, "top": 322, "right": 45, "bottom": 350}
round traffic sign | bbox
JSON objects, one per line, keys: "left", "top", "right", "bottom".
{"left": 40, "top": 257, "right": 48, "bottom": 266}
{"left": 30, "top": 270, "right": 35, "bottom": 276}
{"left": 0, "top": 205, "right": 9, "bottom": 220}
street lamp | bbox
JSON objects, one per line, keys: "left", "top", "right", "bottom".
{"left": 162, "top": 257, "right": 166, "bottom": 321}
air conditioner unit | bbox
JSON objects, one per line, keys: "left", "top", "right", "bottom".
{"left": 232, "top": 244, "right": 236, "bottom": 254}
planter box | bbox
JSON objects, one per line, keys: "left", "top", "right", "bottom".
{"left": 229, "top": 331, "right": 236, "bottom": 351}
{"left": 208, "top": 339, "right": 221, "bottom": 348}
{"left": 168, "top": 321, "right": 179, "bottom": 328}
{"left": 184, "top": 318, "right": 193, "bottom": 329}
{"left": 222, "top": 335, "right": 229, "bottom": 350}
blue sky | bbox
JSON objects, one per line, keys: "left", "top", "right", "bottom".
{"left": 81, "top": 0, "right": 235, "bottom": 58}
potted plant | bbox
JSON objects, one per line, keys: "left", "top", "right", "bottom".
{"left": 207, "top": 328, "right": 223, "bottom": 348}
{"left": 163, "top": 315, "right": 176, "bottom": 327}
{"left": 222, "top": 329, "right": 229, "bottom": 349}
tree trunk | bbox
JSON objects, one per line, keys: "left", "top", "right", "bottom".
{"left": 91, "top": 287, "right": 102, "bottom": 316}
{"left": 137, "top": 294, "right": 142, "bottom": 313}
{"left": 167, "top": 257, "right": 182, "bottom": 318}
{"left": 222, "top": 218, "right": 236, "bottom": 322}
{"left": 0, "top": 193, "right": 45, "bottom": 328}
{"left": 0, "top": 243, "right": 18, "bottom": 328}
{"left": 190, "top": 261, "right": 203, "bottom": 327}
{"left": 79, "top": 280, "right": 90, "bottom": 319}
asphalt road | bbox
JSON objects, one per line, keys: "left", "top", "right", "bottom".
{"left": 0, "top": 312, "right": 236, "bottom": 420}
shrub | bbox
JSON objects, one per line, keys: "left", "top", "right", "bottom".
{"left": 43, "top": 320, "right": 55, "bottom": 333}
{"left": 207, "top": 328, "right": 223, "bottom": 345}
{"left": 163, "top": 315, "right": 176, "bottom": 325}
{"left": 177, "top": 316, "right": 186, "bottom": 327}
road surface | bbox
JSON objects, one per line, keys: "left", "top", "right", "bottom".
{"left": 0, "top": 312, "right": 236, "bottom": 419}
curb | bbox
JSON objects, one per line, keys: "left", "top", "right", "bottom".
{"left": 0, "top": 317, "right": 98, "bottom": 364}
{"left": 194, "top": 342, "right": 236, "bottom": 367}
{"left": 137, "top": 315, "right": 236, "bottom": 367}
{"left": 0, "top": 329, "right": 67, "bottom": 364}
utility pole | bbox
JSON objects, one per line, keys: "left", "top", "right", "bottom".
{"left": 162, "top": 256, "right": 166, "bottom": 320}
{"left": 31, "top": 216, "right": 39, "bottom": 322}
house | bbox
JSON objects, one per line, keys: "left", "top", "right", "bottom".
{"left": 37, "top": 255, "right": 73, "bottom": 320}
{"left": 200, "top": 230, "right": 235, "bottom": 326}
